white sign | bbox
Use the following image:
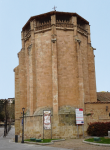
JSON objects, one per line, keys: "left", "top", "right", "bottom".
{"left": 75, "top": 108, "right": 84, "bottom": 125}
{"left": 44, "top": 111, "right": 51, "bottom": 129}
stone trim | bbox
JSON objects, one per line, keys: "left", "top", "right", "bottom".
{"left": 27, "top": 44, "right": 32, "bottom": 55}
{"left": 24, "top": 35, "right": 31, "bottom": 41}
{"left": 51, "top": 38, "right": 56, "bottom": 43}
{"left": 77, "top": 25, "right": 87, "bottom": 32}
{"left": 77, "top": 30, "right": 88, "bottom": 37}
{"left": 56, "top": 27, "right": 74, "bottom": 31}
{"left": 75, "top": 38, "right": 81, "bottom": 44}
{"left": 85, "top": 101, "right": 110, "bottom": 104}
{"left": 56, "top": 20, "right": 73, "bottom": 28}
{"left": 25, "top": 29, "right": 31, "bottom": 37}
{"left": 34, "top": 28, "right": 51, "bottom": 34}
{"left": 33, "top": 107, "right": 53, "bottom": 116}
{"left": 35, "top": 20, "right": 51, "bottom": 31}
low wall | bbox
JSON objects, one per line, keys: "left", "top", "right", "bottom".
{"left": 19, "top": 114, "right": 88, "bottom": 139}
{"left": 18, "top": 103, "right": 110, "bottom": 139}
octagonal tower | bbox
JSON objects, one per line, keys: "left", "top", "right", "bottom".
{"left": 14, "top": 11, "right": 97, "bottom": 139}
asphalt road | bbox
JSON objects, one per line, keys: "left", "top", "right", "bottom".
{"left": 0, "top": 127, "right": 72, "bottom": 150}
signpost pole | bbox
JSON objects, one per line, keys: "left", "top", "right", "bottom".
{"left": 82, "top": 124, "right": 84, "bottom": 138}
{"left": 21, "top": 107, "right": 25, "bottom": 143}
{"left": 43, "top": 111, "right": 44, "bottom": 139}
{"left": 77, "top": 125, "right": 79, "bottom": 138}
{"left": 51, "top": 114, "right": 52, "bottom": 139}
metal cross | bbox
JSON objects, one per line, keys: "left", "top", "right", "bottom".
{"left": 52, "top": 6, "right": 57, "bottom": 11}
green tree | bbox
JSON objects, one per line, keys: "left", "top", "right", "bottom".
{"left": 0, "top": 99, "right": 15, "bottom": 125}
{"left": 0, "top": 100, "right": 5, "bottom": 121}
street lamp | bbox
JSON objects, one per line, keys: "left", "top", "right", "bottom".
{"left": 21, "top": 107, "right": 25, "bottom": 143}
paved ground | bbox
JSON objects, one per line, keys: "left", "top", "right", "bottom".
{"left": 0, "top": 127, "right": 71, "bottom": 150}
{"left": 0, "top": 127, "right": 4, "bottom": 137}
{"left": 1, "top": 127, "right": 110, "bottom": 150}
{"left": 47, "top": 138, "right": 110, "bottom": 150}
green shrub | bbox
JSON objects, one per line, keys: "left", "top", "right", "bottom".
{"left": 87, "top": 122, "right": 110, "bottom": 136}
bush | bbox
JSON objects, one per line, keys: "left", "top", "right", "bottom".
{"left": 87, "top": 122, "right": 110, "bottom": 136}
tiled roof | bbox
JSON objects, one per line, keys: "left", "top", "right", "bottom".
{"left": 97, "top": 92, "right": 110, "bottom": 102}
{"left": 22, "top": 11, "right": 89, "bottom": 31}
{"left": 85, "top": 92, "right": 110, "bottom": 104}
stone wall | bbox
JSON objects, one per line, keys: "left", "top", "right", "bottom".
{"left": 85, "top": 102, "right": 110, "bottom": 124}
{"left": 20, "top": 102, "right": 110, "bottom": 139}
{"left": 20, "top": 114, "right": 88, "bottom": 139}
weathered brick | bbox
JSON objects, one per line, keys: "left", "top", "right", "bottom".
{"left": 14, "top": 11, "right": 97, "bottom": 138}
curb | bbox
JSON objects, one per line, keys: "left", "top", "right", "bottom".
{"left": 25, "top": 141, "right": 53, "bottom": 145}
{"left": 10, "top": 138, "right": 65, "bottom": 145}
{"left": 24, "top": 139, "right": 65, "bottom": 145}
{"left": 83, "top": 140, "right": 110, "bottom": 147}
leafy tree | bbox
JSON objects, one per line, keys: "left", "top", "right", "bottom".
{"left": 0, "top": 100, "right": 5, "bottom": 121}
{"left": 0, "top": 99, "right": 15, "bottom": 135}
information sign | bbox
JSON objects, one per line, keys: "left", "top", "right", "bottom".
{"left": 75, "top": 108, "right": 84, "bottom": 125}
{"left": 43, "top": 111, "right": 51, "bottom": 130}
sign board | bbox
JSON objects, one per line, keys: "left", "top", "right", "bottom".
{"left": 43, "top": 111, "right": 51, "bottom": 130}
{"left": 75, "top": 108, "right": 84, "bottom": 125}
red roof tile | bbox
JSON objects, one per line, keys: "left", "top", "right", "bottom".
{"left": 97, "top": 92, "right": 110, "bottom": 102}
{"left": 85, "top": 92, "right": 110, "bottom": 104}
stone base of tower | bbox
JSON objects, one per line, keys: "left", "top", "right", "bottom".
{"left": 15, "top": 102, "right": 110, "bottom": 139}
{"left": 17, "top": 114, "right": 88, "bottom": 139}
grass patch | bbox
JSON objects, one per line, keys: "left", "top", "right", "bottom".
{"left": 41, "top": 139, "right": 51, "bottom": 143}
{"left": 24, "top": 139, "right": 59, "bottom": 143}
{"left": 85, "top": 137, "right": 110, "bottom": 144}
{"left": 24, "top": 139, "right": 32, "bottom": 142}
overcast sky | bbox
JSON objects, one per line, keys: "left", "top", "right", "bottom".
{"left": 0, "top": 0, "right": 110, "bottom": 98}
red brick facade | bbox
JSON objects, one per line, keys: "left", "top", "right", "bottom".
{"left": 14, "top": 11, "right": 98, "bottom": 138}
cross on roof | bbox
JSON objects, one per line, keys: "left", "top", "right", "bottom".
{"left": 52, "top": 6, "right": 57, "bottom": 11}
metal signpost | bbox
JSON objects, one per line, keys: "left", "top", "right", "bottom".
{"left": 21, "top": 107, "right": 25, "bottom": 143}
{"left": 75, "top": 108, "right": 84, "bottom": 138}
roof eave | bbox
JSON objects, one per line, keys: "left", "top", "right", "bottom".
{"left": 22, "top": 11, "right": 89, "bottom": 31}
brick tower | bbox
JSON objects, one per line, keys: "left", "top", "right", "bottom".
{"left": 14, "top": 11, "right": 97, "bottom": 139}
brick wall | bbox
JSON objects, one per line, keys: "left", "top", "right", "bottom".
{"left": 85, "top": 103, "right": 110, "bottom": 123}
{"left": 57, "top": 30, "right": 79, "bottom": 107}
{"left": 14, "top": 12, "right": 98, "bottom": 138}
{"left": 35, "top": 31, "right": 52, "bottom": 109}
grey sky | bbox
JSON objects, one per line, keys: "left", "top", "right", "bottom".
{"left": 0, "top": 0, "right": 110, "bottom": 98}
